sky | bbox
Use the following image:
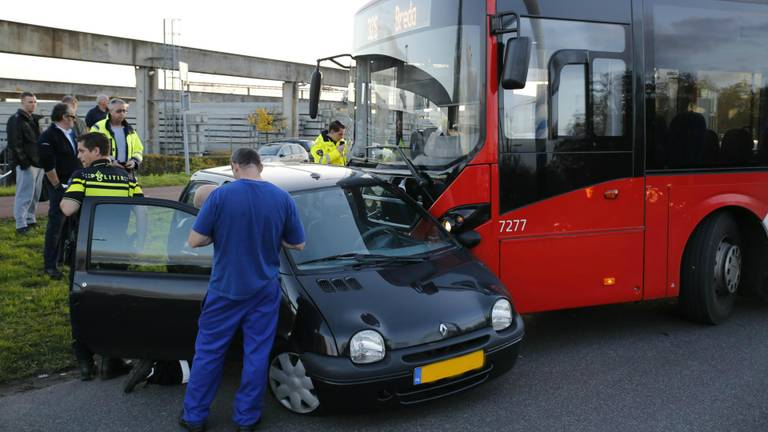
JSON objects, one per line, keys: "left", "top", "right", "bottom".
{"left": 1, "top": 0, "right": 370, "bottom": 87}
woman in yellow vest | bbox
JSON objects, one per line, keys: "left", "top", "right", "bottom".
{"left": 311, "top": 120, "right": 347, "bottom": 166}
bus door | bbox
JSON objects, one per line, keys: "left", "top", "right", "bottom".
{"left": 497, "top": 15, "right": 644, "bottom": 313}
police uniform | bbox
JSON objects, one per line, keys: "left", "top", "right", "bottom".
{"left": 63, "top": 159, "right": 143, "bottom": 203}
{"left": 310, "top": 131, "right": 347, "bottom": 166}
{"left": 90, "top": 117, "right": 144, "bottom": 170}
{"left": 62, "top": 158, "right": 143, "bottom": 378}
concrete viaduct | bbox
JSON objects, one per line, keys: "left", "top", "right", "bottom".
{"left": 0, "top": 20, "right": 349, "bottom": 153}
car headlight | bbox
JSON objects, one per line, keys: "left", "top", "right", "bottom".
{"left": 491, "top": 299, "right": 514, "bottom": 331}
{"left": 350, "top": 330, "right": 386, "bottom": 364}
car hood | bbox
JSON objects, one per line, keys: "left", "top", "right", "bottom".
{"left": 295, "top": 250, "right": 509, "bottom": 354}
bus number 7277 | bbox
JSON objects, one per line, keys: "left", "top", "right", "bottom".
{"left": 499, "top": 219, "right": 527, "bottom": 233}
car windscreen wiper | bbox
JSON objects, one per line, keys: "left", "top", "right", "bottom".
{"left": 298, "top": 253, "right": 428, "bottom": 267}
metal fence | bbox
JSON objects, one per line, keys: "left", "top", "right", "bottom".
{"left": 0, "top": 100, "right": 350, "bottom": 185}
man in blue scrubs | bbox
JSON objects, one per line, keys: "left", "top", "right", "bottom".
{"left": 181, "top": 148, "right": 305, "bottom": 432}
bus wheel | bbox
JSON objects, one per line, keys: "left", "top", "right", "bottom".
{"left": 680, "top": 212, "right": 743, "bottom": 324}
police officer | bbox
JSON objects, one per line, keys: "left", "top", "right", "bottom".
{"left": 90, "top": 98, "right": 144, "bottom": 174}
{"left": 310, "top": 120, "right": 347, "bottom": 166}
{"left": 181, "top": 148, "right": 305, "bottom": 432}
{"left": 60, "top": 132, "right": 143, "bottom": 381}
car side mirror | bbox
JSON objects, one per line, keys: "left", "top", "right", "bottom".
{"left": 456, "top": 230, "right": 482, "bottom": 249}
{"left": 309, "top": 67, "right": 322, "bottom": 119}
{"left": 501, "top": 37, "right": 531, "bottom": 90}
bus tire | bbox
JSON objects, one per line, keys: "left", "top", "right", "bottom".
{"left": 680, "top": 212, "right": 743, "bottom": 324}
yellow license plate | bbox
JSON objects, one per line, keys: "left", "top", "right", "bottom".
{"left": 413, "top": 350, "right": 485, "bottom": 385}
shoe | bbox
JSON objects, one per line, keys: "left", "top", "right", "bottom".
{"left": 235, "top": 420, "right": 260, "bottom": 431}
{"left": 44, "top": 268, "right": 63, "bottom": 279}
{"left": 178, "top": 412, "right": 206, "bottom": 432}
{"left": 79, "top": 360, "right": 96, "bottom": 381}
{"left": 16, "top": 227, "right": 30, "bottom": 235}
{"left": 27, "top": 222, "right": 37, "bottom": 229}
{"left": 123, "top": 359, "right": 155, "bottom": 393}
{"left": 100, "top": 357, "right": 131, "bottom": 380}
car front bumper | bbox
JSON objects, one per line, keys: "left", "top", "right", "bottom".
{"left": 300, "top": 314, "right": 524, "bottom": 411}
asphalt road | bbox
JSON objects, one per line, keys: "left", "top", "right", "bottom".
{"left": 3, "top": 298, "right": 768, "bottom": 432}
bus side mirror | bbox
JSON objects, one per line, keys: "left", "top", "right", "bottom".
{"left": 309, "top": 67, "right": 322, "bottom": 119}
{"left": 501, "top": 37, "right": 531, "bottom": 90}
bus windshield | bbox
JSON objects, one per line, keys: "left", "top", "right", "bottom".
{"left": 349, "top": 0, "right": 485, "bottom": 170}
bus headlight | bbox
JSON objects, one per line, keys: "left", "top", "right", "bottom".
{"left": 491, "top": 299, "right": 513, "bottom": 331}
{"left": 350, "top": 330, "right": 386, "bottom": 364}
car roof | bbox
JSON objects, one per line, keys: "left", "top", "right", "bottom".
{"left": 190, "top": 163, "right": 375, "bottom": 193}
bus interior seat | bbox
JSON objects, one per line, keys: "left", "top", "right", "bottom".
{"left": 721, "top": 128, "right": 753, "bottom": 165}
{"left": 665, "top": 111, "right": 706, "bottom": 167}
{"left": 758, "top": 127, "right": 768, "bottom": 163}
{"left": 702, "top": 129, "right": 720, "bottom": 166}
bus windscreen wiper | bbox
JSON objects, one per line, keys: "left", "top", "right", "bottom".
{"left": 364, "top": 145, "right": 435, "bottom": 205}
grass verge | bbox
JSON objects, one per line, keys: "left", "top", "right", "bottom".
{"left": 0, "top": 172, "right": 189, "bottom": 197}
{"left": 0, "top": 218, "right": 73, "bottom": 383}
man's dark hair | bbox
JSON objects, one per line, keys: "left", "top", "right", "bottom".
{"left": 329, "top": 120, "right": 346, "bottom": 132}
{"left": 51, "top": 103, "right": 70, "bottom": 122}
{"left": 77, "top": 132, "right": 111, "bottom": 156}
{"left": 61, "top": 95, "right": 78, "bottom": 104}
{"left": 20, "top": 91, "right": 35, "bottom": 100}
{"left": 231, "top": 147, "right": 262, "bottom": 168}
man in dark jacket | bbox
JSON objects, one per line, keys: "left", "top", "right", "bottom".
{"left": 7, "top": 92, "right": 43, "bottom": 234}
{"left": 38, "top": 103, "right": 82, "bottom": 279}
{"left": 85, "top": 94, "right": 109, "bottom": 128}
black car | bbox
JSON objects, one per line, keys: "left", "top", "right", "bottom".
{"left": 69, "top": 163, "right": 524, "bottom": 414}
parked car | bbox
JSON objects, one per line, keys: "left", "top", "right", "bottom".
{"left": 270, "top": 138, "right": 314, "bottom": 153}
{"left": 68, "top": 163, "right": 524, "bottom": 414}
{"left": 258, "top": 142, "right": 310, "bottom": 163}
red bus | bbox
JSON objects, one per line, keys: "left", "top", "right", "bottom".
{"left": 310, "top": 0, "right": 768, "bottom": 324}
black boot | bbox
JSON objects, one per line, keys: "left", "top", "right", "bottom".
{"left": 73, "top": 341, "right": 95, "bottom": 381}
{"left": 100, "top": 357, "right": 131, "bottom": 380}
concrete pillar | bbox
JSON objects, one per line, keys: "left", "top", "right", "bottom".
{"left": 282, "top": 81, "right": 299, "bottom": 138}
{"left": 134, "top": 67, "right": 160, "bottom": 154}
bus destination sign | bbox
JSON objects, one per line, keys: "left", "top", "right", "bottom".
{"left": 354, "top": 0, "right": 432, "bottom": 50}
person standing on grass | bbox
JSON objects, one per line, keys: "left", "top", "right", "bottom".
{"left": 7, "top": 92, "right": 43, "bottom": 235}
{"left": 90, "top": 98, "right": 144, "bottom": 176}
{"left": 60, "top": 132, "right": 143, "bottom": 381}
{"left": 38, "top": 103, "right": 82, "bottom": 279}
{"left": 85, "top": 94, "right": 109, "bottom": 129}
{"left": 180, "top": 148, "right": 305, "bottom": 432}
{"left": 61, "top": 95, "right": 88, "bottom": 137}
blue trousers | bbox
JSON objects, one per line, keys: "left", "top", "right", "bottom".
{"left": 182, "top": 285, "right": 280, "bottom": 426}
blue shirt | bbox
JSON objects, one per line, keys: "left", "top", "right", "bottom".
{"left": 192, "top": 179, "right": 305, "bottom": 300}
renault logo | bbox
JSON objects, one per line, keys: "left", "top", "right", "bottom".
{"left": 439, "top": 323, "right": 448, "bottom": 337}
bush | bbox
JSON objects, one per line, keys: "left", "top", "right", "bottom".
{"left": 140, "top": 154, "right": 231, "bottom": 176}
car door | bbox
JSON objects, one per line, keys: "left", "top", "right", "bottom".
{"left": 70, "top": 197, "right": 213, "bottom": 361}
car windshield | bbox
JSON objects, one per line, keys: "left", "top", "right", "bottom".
{"left": 288, "top": 181, "right": 454, "bottom": 270}
{"left": 258, "top": 145, "right": 281, "bottom": 156}
{"left": 349, "top": 0, "right": 485, "bottom": 169}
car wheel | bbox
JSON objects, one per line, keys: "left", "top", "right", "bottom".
{"left": 680, "top": 212, "right": 743, "bottom": 324}
{"left": 268, "top": 352, "right": 321, "bottom": 414}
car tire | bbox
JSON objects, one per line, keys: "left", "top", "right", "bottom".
{"left": 268, "top": 351, "right": 323, "bottom": 415}
{"left": 680, "top": 212, "right": 743, "bottom": 324}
